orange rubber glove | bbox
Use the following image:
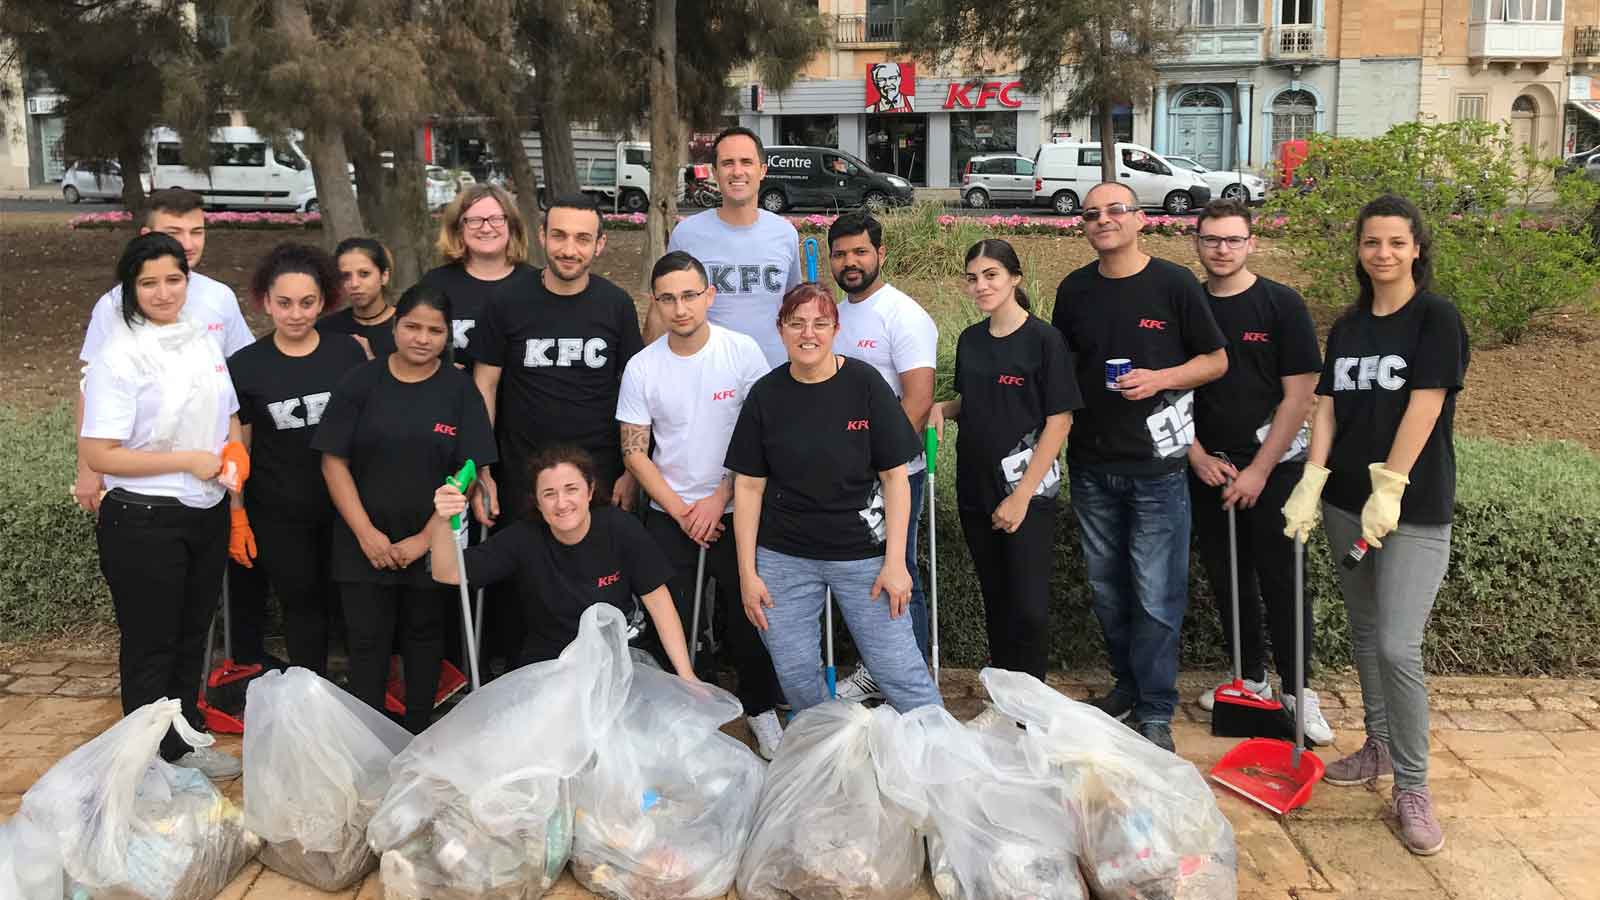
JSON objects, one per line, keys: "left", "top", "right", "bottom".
{"left": 219, "top": 440, "right": 251, "bottom": 492}
{"left": 229, "top": 507, "right": 257, "bottom": 567}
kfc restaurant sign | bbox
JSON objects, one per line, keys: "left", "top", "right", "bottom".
{"left": 942, "top": 80, "right": 1025, "bottom": 110}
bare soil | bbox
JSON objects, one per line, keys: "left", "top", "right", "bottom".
{"left": 2, "top": 215, "right": 1596, "bottom": 450}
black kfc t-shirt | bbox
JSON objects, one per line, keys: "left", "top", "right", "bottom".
{"left": 418, "top": 262, "right": 532, "bottom": 369}
{"left": 1052, "top": 257, "right": 1227, "bottom": 475}
{"left": 1316, "top": 291, "right": 1469, "bottom": 525}
{"left": 228, "top": 333, "right": 368, "bottom": 523}
{"left": 312, "top": 359, "right": 498, "bottom": 585}
{"left": 461, "top": 506, "right": 673, "bottom": 664}
{"left": 724, "top": 356, "right": 922, "bottom": 561}
{"left": 473, "top": 270, "right": 644, "bottom": 481}
{"left": 315, "top": 308, "right": 398, "bottom": 360}
{"left": 952, "top": 315, "right": 1083, "bottom": 514}
{"left": 1194, "top": 277, "right": 1322, "bottom": 463}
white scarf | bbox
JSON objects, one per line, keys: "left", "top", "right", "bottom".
{"left": 97, "top": 308, "right": 227, "bottom": 454}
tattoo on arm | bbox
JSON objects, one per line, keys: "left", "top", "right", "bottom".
{"left": 620, "top": 423, "right": 651, "bottom": 458}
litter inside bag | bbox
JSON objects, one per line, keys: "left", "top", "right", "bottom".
{"left": 981, "top": 668, "right": 1238, "bottom": 900}
{"left": 243, "top": 667, "right": 413, "bottom": 891}
{"left": 16, "top": 698, "right": 259, "bottom": 900}
{"left": 736, "top": 702, "right": 925, "bottom": 900}
{"left": 571, "top": 662, "right": 764, "bottom": 900}
{"left": 369, "top": 604, "right": 636, "bottom": 900}
{"left": 873, "top": 704, "right": 1087, "bottom": 900}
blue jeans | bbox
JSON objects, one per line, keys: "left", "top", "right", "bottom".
{"left": 906, "top": 468, "right": 929, "bottom": 659}
{"left": 1069, "top": 468, "right": 1191, "bottom": 724}
{"left": 756, "top": 546, "right": 943, "bottom": 714}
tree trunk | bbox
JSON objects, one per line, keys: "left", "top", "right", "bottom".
{"left": 1098, "top": 19, "right": 1117, "bottom": 185}
{"left": 533, "top": 0, "right": 580, "bottom": 204}
{"left": 349, "top": 143, "right": 386, "bottom": 236}
{"left": 116, "top": 139, "right": 147, "bottom": 219}
{"left": 645, "top": 0, "right": 678, "bottom": 296}
{"left": 486, "top": 115, "right": 546, "bottom": 267}
{"left": 365, "top": 130, "right": 431, "bottom": 289}
{"left": 272, "top": 0, "right": 364, "bottom": 244}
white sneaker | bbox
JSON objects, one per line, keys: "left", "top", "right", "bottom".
{"left": 174, "top": 746, "right": 241, "bottom": 781}
{"left": 747, "top": 710, "right": 784, "bottom": 760}
{"left": 835, "top": 666, "right": 885, "bottom": 704}
{"left": 1198, "top": 676, "right": 1271, "bottom": 711}
{"left": 1282, "top": 688, "right": 1335, "bottom": 746}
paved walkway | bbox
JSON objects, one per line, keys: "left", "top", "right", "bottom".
{"left": 2, "top": 653, "right": 1597, "bottom": 899}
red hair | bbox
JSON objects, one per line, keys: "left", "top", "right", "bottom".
{"left": 775, "top": 282, "right": 838, "bottom": 329}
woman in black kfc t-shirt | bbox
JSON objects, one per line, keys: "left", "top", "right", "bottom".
{"left": 228, "top": 243, "right": 367, "bottom": 675}
{"left": 1280, "top": 194, "right": 1468, "bottom": 857}
{"left": 418, "top": 183, "right": 536, "bottom": 372}
{"left": 723, "top": 283, "right": 940, "bottom": 716}
{"left": 312, "top": 283, "right": 497, "bottom": 733}
{"left": 929, "top": 240, "right": 1081, "bottom": 682}
{"left": 426, "top": 444, "right": 696, "bottom": 676}
{"left": 317, "top": 236, "right": 398, "bottom": 360}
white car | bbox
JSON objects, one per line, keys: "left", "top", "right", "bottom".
{"left": 61, "top": 160, "right": 150, "bottom": 203}
{"left": 1162, "top": 156, "right": 1267, "bottom": 204}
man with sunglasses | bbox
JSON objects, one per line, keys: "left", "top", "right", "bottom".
{"left": 1185, "top": 199, "right": 1333, "bottom": 745}
{"left": 1051, "top": 182, "right": 1229, "bottom": 752}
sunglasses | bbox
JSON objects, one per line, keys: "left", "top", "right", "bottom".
{"left": 1081, "top": 203, "right": 1137, "bottom": 222}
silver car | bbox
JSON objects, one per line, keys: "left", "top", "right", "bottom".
{"left": 961, "top": 154, "right": 1038, "bottom": 208}
{"left": 1162, "top": 155, "right": 1267, "bottom": 204}
{"left": 61, "top": 160, "right": 150, "bottom": 203}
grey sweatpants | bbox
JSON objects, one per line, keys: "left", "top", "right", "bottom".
{"left": 1323, "top": 502, "right": 1451, "bottom": 790}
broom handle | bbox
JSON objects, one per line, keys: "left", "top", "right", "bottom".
{"left": 1228, "top": 501, "right": 1242, "bottom": 685}
{"left": 221, "top": 569, "right": 233, "bottom": 661}
{"left": 1294, "top": 535, "right": 1305, "bottom": 769}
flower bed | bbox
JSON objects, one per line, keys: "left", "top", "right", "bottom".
{"left": 69, "top": 210, "right": 322, "bottom": 230}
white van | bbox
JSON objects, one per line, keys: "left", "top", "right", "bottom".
{"left": 149, "top": 127, "right": 319, "bottom": 211}
{"left": 1032, "top": 142, "right": 1212, "bottom": 215}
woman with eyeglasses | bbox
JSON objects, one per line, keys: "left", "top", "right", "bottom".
{"left": 724, "top": 282, "right": 942, "bottom": 714}
{"left": 417, "top": 183, "right": 534, "bottom": 371}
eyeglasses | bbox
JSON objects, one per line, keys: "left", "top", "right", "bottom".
{"left": 462, "top": 214, "right": 508, "bottom": 231}
{"left": 782, "top": 319, "right": 836, "bottom": 334}
{"left": 1197, "top": 235, "right": 1250, "bottom": 249}
{"left": 1081, "top": 203, "right": 1136, "bottom": 222}
{"left": 652, "top": 288, "right": 708, "bottom": 306}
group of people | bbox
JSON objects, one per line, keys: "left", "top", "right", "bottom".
{"left": 73, "top": 125, "right": 1467, "bottom": 858}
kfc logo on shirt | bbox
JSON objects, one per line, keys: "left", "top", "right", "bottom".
{"left": 208, "top": 322, "right": 225, "bottom": 333}
{"left": 845, "top": 419, "right": 870, "bottom": 431}
{"left": 1332, "top": 355, "right": 1408, "bottom": 392}
{"left": 596, "top": 571, "right": 621, "bottom": 588}
{"left": 266, "top": 392, "right": 333, "bottom": 430}
{"left": 1242, "top": 331, "right": 1271, "bottom": 343}
{"left": 523, "top": 337, "right": 609, "bottom": 369}
{"left": 712, "top": 389, "right": 737, "bottom": 401}
{"left": 997, "top": 374, "right": 1026, "bottom": 386}
{"left": 1138, "top": 318, "right": 1168, "bottom": 331}
{"left": 856, "top": 339, "right": 879, "bottom": 349}
{"left": 433, "top": 423, "right": 458, "bottom": 436}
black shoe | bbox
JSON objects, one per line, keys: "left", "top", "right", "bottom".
{"left": 1088, "top": 692, "right": 1136, "bottom": 721}
{"left": 1135, "top": 720, "right": 1176, "bottom": 753}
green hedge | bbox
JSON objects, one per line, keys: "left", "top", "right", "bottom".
{"left": 5, "top": 403, "right": 1599, "bottom": 675}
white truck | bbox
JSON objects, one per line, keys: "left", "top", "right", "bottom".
{"left": 524, "top": 131, "right": 684, "bottom": 213}
{"left": 148, "top": 127, "right": 319, "bottom": 211}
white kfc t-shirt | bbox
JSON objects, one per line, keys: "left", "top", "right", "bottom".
{"left": 616, "top": 324, "right": 772, "bottom": 511}
{"left": 835, "top": 282, "right": 938, "bottom": 474}
{"left": 79, "top": 271, "right": 253, "bottom": 364}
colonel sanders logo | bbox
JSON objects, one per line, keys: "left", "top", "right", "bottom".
{"left": 866, "top": 63, "right": 916, "bottom": 113}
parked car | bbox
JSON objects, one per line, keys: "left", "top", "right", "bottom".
{"left": 61, "top": 160, "right": 150, "bottom": 203}
{"left": 961, "top": 154, "right": 1038, "bottom": 208}
{"left": 425, "top": 165, "right": 466, "bottom": 210}
{"left": 1161, "top": 155, "right": 1267, "bottom": 204}
{"left": 1561, "top": 147, "right": 1600, "bottom": 181}
{"left": 1032, "top": 142, "right": 1211, "bottom": 215}
{"left": 149, "top": 127, "right": 318, "bottom": 211}
{"left": 758, "top": 145, "right": 915, "bottom": 213}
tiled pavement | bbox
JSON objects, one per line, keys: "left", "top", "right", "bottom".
{"left": 2, "top": 654, "right": 1597, "bottom": 900}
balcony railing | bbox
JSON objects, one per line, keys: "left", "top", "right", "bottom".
{"left": 836, "top": 14, "right": 902, "bottom": 46}
{"left": 1270, "top": 25, "right": 1326, "bottom": 59}
{"left": 1577, "top": 25, "right": 1600, "bottom": 58}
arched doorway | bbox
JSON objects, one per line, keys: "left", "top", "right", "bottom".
{"left": 1269, "top": 89, "right": 1317, "bottom": 161}
{"left": 1169, "top": 88, "right": 1231, "bottom": 170}
{"left": 1510, "top": 94, "right": 1539, "bottom": 155}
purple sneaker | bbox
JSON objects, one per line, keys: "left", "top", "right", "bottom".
{"left": 1323, "top": 736, "right": 1393, "bottom": 786}
{"left": 1394, "top": 787, "right": 1445, "bottom": 855}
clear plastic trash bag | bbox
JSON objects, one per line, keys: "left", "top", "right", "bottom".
{"left": 736, "top": 702, "right": 925, "bottom": 900}
{"left": 243, "top": 667, "right": 413, "bottom": 890}
{"left": 12, "top": 698, "right": 259, "bottom": 900}
{"left": 571, "top": 659, "right": 764, "bottom": 900}
{"left": 981, "top": 669, "right": 1238, "bottom": 900}
{"left": 369, "top": 604, "right": 634, "bottom": 900}
{"left": 0, "top": 812, "right": 65, "bottom": 899}
{"left": 872, "top": 704, "right": 1088, "bottom": 900}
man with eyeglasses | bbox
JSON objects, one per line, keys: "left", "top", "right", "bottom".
{"left": 616, "top": 250, "right": 786, "bottom": 758}
{"left": 1051, "top": 181, "right": 1229, "bottom": 753}
{"left": 1185, "top": 199, "right": 1333, "bottom": 745}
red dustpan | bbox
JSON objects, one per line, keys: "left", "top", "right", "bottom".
{"left": 197, "top": 572, "right": 262, "bottom": 735}
{"left": 1210, "top": 537, "right": 1323, "bottom": 814}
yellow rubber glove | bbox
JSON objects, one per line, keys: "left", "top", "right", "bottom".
{"left": 1361, "top": 463, "right": 1410, "bottom": 548}
{"left": 1281, "top": 462, "right": 1330, "bottom": 542}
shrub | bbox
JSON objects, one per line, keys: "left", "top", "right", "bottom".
{"left": 1264, "top": 120, "right": 1600, "bottom": 344}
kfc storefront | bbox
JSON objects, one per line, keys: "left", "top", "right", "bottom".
{"left": 741, "top": 64, "right": 1042, "bottom": 189}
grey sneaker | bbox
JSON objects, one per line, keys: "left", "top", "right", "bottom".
{"left": 747, "top": 710, "right": 784, "bottom": 761}
{"left": 1394, "top": 787, "right": 1445, "bottom": 855}
{"left": 835, "top": 666, "right": 885, "bottom": 703}
{"left": 1199, "top": 676, "right": 1270, "bottom": 712}
{"left": 1282, "top": 689, "right": 1336, "bottom": 746}
{"left": 1323, "top": 736, "right": 1393, "bottom": 786}
{"left": 1088, "top": 691, "right": 1136, "bottom": 722}
{"left": 1135, "top": 720, "right": 1176, "bottom": 753}
{"left": 173, "top": 745, "right": 241, "bottom": 781}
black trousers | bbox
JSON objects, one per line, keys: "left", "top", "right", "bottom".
{"left": 96, "top": 492, "right": 228, "bottom": 761}
{"left": 642, "top": 511, "right": 784, "bottom": 715}
{"left": 340, "top": 580, "right": 451, "bottom": 734}
{"left": 1189, "top": 461, "right": 1314, "bottom": 693}
{"left": 226, "top": 555, "right": 270, "bottom": 664}
{"left": 959, "top": 501, "right": 1056, "bottom": 680}
{"left": 251, "top": 513, "right": 337, "bottom": 676}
